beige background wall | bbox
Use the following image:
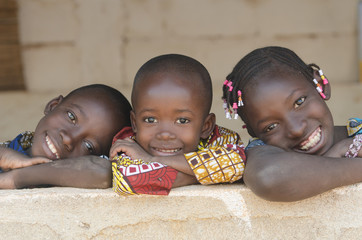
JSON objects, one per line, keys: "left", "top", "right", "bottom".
{"left": 18, "top": 0, "right": 359, "bottom": 93}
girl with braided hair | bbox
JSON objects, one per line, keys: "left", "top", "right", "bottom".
{"left": 222, "top": 46, "right": 361, "bottom": 202}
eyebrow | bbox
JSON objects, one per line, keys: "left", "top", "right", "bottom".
{"left": 69, "top": 103, "right": 87, "bottom": 120}
{"left": 139, "top": 108, "right": 195, "bottom": 115}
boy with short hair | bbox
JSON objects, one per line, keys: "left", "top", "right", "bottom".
{"left": 0, "top": 84, "right": 131, "bottom": 189}
{"left": 110, "top": 54, "right": 246, "bottom": 195}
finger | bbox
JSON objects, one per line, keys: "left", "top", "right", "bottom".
{"left": 28, "top": 157, "right": 52, "bottom": 165}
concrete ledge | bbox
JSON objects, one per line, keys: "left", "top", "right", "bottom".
{"left": 1, "top": 183, "right": 362, "bottom": 239}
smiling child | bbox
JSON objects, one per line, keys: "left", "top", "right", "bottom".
{"left": 110, "top": 54, "right": 246, "bottom": 195}
{"left": 0, "top": 84, "right": 132, "bottom": 188}
{"left": 222, "top": 46, "right": 362, "bottom": 202}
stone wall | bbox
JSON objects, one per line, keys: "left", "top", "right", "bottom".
{"left": 1, "top": 184, "right": 362, "bottom": 239}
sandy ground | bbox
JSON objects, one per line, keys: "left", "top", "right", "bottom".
{"left": 0, "top": 83, "right": 361, "bottom": 144}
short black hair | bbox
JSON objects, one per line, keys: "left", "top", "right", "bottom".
{"left": 132, "top": 54, "right": 213, "bottom": 113}
{"left": 65, "top": 84, "right": 132, "bottom": 128}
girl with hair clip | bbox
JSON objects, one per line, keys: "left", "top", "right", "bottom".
{"left": 222, "top": 46, "right": 362, "bottom": 202}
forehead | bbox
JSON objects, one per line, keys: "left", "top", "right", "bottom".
{"left": 133, "top": 71, "right": 204, "bottom": 105}
{"left": 244, "top": 73, "right": 313, "bottom": 117}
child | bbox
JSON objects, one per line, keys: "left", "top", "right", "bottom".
{"left": 110, "top": 54, "right": 246, "bottom": 195}
{"left": 222, "top": 46, "right": 362, "bottom": 202}
{"left": 0, "top": 84, "right": 132, "bottom": 189}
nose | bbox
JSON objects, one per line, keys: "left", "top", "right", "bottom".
{"left": 285, "top": 114, "right": 307, "bottom": 139}
{"left": 156, "top": 125, "right": 176, "bottom": 141}
{"left": 59, "top": 129, "right": 76, "bottom": 151}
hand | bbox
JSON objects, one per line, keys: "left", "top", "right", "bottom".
{"left": 109, "top": 138, "right": 153, "bottom": 161}
{"left": 0, "top": 148, "right": 51, "bottom": 171}
{"left": 323, "top": 138, "right": 354, "bottom": 158}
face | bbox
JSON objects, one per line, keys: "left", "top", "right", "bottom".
{"left": 31, "top": 91, "right": 121, "bottom": 159}
{"left": 131, "top": 72, "right": 214, "bottom": 157}
{"left": 243, "top": 72, "right": 334, "bottom": 155}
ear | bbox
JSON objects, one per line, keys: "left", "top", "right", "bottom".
{"left": 313, "top": 70, "right": 331, "bottom": 100}
{"left": 44, "top": 95, "right": 64, "bottom": 115}
{"left": 200, "top": 113, "right": 216, "bottom": 139}
{"left": 130, "top": 110, "right": 137, "bottom": 134}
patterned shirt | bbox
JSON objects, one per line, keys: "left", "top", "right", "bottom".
{"left": 111, "top": 125, "right": 246, "bottom": 196}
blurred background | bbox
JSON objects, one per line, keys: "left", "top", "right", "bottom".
{"left": 0, "top": 0, "right": 361, "bottom": 143}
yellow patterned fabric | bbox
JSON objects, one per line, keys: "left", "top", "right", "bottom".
{"left": 185, "top": 125, "right": 246, "bottom": 185}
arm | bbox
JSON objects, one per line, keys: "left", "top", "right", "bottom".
{"left": 110, "top": 139, "right": 194, "bottom": 175}
{"left": 243, "top": 145, "right": 362, "bottom": 202}
{"left": 0, "top": 155, "right": 111, "bottom": 189}
{"left": 0, "top": 147, "right": 51, "bottom": 171}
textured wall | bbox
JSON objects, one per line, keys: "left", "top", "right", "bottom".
{"left": 17, "top": 0, "right": 359, "bottom": 93}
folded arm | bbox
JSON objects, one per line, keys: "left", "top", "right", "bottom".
{"left": 243, "top": 145, "right": 362, "bottom": 202}
{"left": 0, "top": 155, "right": 112, "bottom": 189}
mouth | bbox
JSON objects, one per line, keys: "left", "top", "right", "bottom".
{"left": 45, "top": 135, "right": 60, "bottom": 159}
{"left": 297, "top": 127, "right": 322, "bottom": 151}
{"left": 152, "top": 147, "right": 182, "bottom": 155}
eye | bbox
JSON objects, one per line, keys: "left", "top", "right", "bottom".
{"left": 84, "top": 141, "right": 94, "bottom": 153}
{"left": 176, "top": 118, "right": 190, "bottom": 124}
{"left": 265, "top": 123, "right": 278, "bottom": 132}
{"left": 67, "top": 111, "right": 76, "bottom": 124}
{"left": 294, "top": 97, "right": 306, "bottom": 109}
{"left": 144, "top": 117, "right": 157, "bottom": 123}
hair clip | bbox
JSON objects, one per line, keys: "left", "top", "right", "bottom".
{"left": 232, "top": 102, "right": 238, "bottom": 119}
{"left": 227, "top": 81, "right": 233, "bottom": 92}
{"left": 318, "top": 69, "right": 329, "bottom": 85}
{"left": 223, "top": 80, "right": 229, "bottom": 86}
{"left": 313, "top": 78, "right": 326, "bottom": 99}
{"left": 237, "top": 90, "right": 244, "bottom": 107}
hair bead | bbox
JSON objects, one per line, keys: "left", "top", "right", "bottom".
{"left": 237, "top": 90, "right": 244, "bottom": 107}
{"left": 313, "top": 78, "right": 326, "bottom": 99}
{"left": 318, "top": 69, "right": 329, "bottom": 85}
{"left": 232, "top": 102, "right": 238, "bottom": 119}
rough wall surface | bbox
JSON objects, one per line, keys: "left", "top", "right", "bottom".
{"left": 1, "top": 184, "right": 362, "bottom": 240}
{"left": 16, "top": 0, "right": 360, "bottom": 92}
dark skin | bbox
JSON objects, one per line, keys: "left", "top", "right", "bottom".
{"left": 242, "top": 70, "right": 362, "bottom": 202}
{"left": 0, "top": 89, "right": 126, "bottom": 189}
{"left": 110, "top": 71, "right": 216, "bottom": 187}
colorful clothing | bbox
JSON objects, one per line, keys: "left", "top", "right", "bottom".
{"left": 111, "top": 125, "right": 246, "bottom": 196}
{"left": 0, "top": 131, "right": 33, "bottom": 172}
{"left": 346, "top": 118, "right": 362, "bottom": 137}
{"left": 246, "top": 117, "right": 362, "bottom": 149}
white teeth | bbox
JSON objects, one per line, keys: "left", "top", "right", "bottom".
{"left": 300, "top": 128, "right": 321, "bottom": 151}
{"left": 156, "top": 148, "right": 180, "bottom": 153}
{"left": 46, "top": 136, "right": 60, "bottom": 159}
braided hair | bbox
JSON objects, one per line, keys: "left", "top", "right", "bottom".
{"left": 222, "top": 46, "right": 321, "bottom": 134}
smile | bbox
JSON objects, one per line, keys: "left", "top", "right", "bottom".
{"left": 46, "top": 135, "right": 60, "bottom": 159}
{"left": 153, "top": 147, "right": 182, "bottom": 153}
{"left": 298, "top": 127, "right": 321, "bottom": 151}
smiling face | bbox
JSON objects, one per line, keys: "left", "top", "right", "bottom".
{"left": 243, "top": 70, "right": 334, "bottom": 155}
{"left": 30, "top": 90, "right": 122, "bottom": 159}
{"left": 131, "top": 71, "right": 214, "bottom": 157}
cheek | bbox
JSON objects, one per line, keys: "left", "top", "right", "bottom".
{"left": 179, "top": 128, "right": 202, "bottom": 152}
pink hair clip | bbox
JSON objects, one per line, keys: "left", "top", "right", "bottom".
{"left": 227, "top": 81, "right": 233, "bottom": 92}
